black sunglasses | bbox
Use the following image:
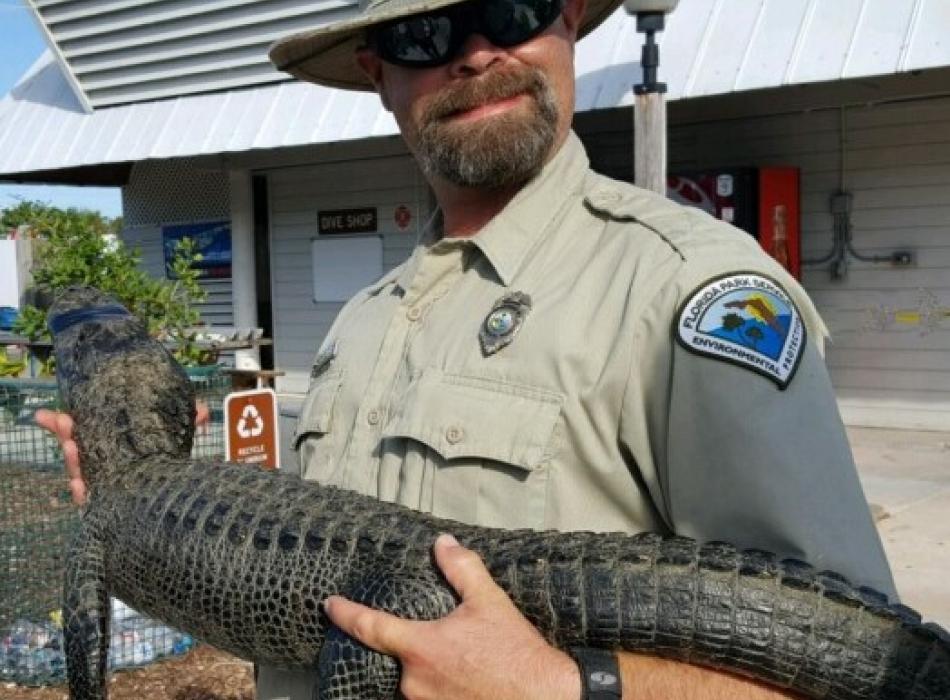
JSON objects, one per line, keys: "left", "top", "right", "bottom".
{"left": 367, "top": 0, "right": 566, "bottom": 68}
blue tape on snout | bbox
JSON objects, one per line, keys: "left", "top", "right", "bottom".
{"left": 48, "top": 304, "right": 132, "bottom": 336}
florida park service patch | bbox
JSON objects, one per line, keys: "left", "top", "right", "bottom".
{"left": 676, "top": 273, "right": 806, "bottom": 389}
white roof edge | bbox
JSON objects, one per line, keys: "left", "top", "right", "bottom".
{"left": 23, "top": 0, "right": 94, "bottom": 115}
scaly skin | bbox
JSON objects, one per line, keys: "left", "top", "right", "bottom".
{"left": 50, "top": 287, "right": 950, "bottom": 700}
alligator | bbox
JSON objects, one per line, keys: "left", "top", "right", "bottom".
{"left": 50, "top": 286, "right": 950, "bottom": 700}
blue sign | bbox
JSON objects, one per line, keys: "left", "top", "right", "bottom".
{"left": 162, "top": 222, "right": 231, "bottom": 279}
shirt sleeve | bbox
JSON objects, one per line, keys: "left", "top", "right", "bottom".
{"left": 626, "top": 256, "right": 897, "bottom": 599}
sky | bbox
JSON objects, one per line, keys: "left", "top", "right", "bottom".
{"left": 0, "top": 0, "right": 122, "bottom": 218}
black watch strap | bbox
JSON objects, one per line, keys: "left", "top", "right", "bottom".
{"left": 569, "top": 647, "right": 622, "bottom": 700}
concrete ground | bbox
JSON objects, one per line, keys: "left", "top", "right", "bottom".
{"left": 848, "top": 426, "right": 950, "bottom": 628}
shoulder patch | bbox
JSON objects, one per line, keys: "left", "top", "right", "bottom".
{"left": 675, "top": 273, "right": 806, "bottom": 389}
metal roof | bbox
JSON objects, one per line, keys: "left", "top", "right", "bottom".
{"left": 25, "top": 0, "right": 350, "bottom": 111}
{"left": 2, "top": 0, "right": 949, "bottom": 180}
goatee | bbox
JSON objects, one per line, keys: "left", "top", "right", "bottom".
{"left": 414, "top": 67, "right": 559, "bottom": 189}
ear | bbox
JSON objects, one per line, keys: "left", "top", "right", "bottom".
{"left": 561, "top": 0, "right": 587, "bottom": 39}
{"left": 356, "top": 48, "right": 392, "bottom": 111}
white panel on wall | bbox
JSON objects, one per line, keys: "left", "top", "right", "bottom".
{"left": 312, "top": 236, "right": 383, "bottom": 302}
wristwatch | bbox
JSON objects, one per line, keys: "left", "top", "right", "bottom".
{"left": 569, "top": 647, "right": 622, "bottom": 700}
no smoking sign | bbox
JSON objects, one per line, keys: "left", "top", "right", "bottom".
{"left": 224, "top": 388, "right": 280, "bottom": 469}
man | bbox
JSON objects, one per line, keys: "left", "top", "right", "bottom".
{"left": 40, "top": 0, "right": 896, "bottom": 697}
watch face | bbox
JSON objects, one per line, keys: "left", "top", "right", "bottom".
{"left": 589, "top": 669, "right": 619, "bottom": 689}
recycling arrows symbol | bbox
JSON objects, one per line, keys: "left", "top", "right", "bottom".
{"left": 236, "top": 404, "right": 265, "bottom": 439}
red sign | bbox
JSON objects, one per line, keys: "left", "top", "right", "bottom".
{"left": 394, "top": 205, "right": 412, "bottom": 230}
{"left": 224, "top": 389, "right": 280, "bottom": 470}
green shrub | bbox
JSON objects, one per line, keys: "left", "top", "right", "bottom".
{"left": 4, "top": 200, "right": 211, "bottom": 368}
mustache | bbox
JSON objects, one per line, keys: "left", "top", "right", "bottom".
{"left": 421, "top": 67, "right": 549, "bottom": 122}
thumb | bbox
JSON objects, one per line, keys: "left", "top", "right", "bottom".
{"left": 433, "top": 534, "right": 500, "bottom": 602}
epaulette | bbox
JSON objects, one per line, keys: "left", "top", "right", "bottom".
{"left": 583, "top": 173, "right": 761, "bottom": 260}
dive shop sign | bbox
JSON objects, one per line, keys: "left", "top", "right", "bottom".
{"left": 318, "top": 208, "right": 378, "bottom": 235}
{"left": 224, "top": 388, "right": 281, "bottom": 470}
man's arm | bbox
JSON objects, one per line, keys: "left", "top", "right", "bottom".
{"left": 618, "top": 654, "right": 801, "bottom": 700}
{"left": 325, "top": 534, "right": 799, "bottom": 700}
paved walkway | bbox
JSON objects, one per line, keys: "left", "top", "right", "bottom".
{"left": 848, "top": 426, "right": 950, "bottom": 627}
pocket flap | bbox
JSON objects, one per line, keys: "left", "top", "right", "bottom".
{"left": 384, "top": 369, "right": 562, "bottom": 471}
{"left": 292, "top": 371, "right": 343, "bottom": 448}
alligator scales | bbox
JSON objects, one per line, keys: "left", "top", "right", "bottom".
{"left": 50, "top": 287, "right": 950, "bottom": 699}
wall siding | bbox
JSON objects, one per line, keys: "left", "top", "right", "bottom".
{"left": 120, "top": 159, "right": 235, "bottom": 346}
{"left": 30, "top": 0, "right": 356, "bottom": 108}
{"left": 266, "top": 149, "right": 429, "bottom": 394}
{"left": 578, "top": 97, "right": 950, "bottom": 431}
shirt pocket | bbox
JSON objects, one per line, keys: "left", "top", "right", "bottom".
{"left": 384, "top": 369, "right": 563, "bottom": 528}
{"left": 293, "top": 370, "right": 344, "bottom": 482}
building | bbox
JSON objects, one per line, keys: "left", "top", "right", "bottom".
{"left": 1, "top": 0, "right": 949, "bottom": 438}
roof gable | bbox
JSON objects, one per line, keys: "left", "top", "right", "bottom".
{"left": 26, "top": 0, "right": 352, "bottom": 109}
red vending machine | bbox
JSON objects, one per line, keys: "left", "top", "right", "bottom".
{"left": 666, "top": 167, "right": 801, "bottom": 279}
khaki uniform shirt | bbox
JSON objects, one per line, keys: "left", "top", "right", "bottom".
{"left": 257, "top": 132, "right": 894, "bottom": 700}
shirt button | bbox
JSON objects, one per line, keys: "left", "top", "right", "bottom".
{"left": 367, "top": 409, "right": 381, "bottom": 426}
{"left": 407, "top": 306, "right": 422, "bottom": 321}
{"left": 445, "top": 426, "right": 464, "bottom": 444}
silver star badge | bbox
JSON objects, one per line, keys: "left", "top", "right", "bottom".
{"left": 479, "top": 292, "right": 532, "bottom": 356}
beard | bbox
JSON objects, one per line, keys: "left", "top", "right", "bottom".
{"left": 412, "top": 66, "right": 560, "bottom": 189}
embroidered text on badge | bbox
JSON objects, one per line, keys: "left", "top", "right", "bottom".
{"left": 676, "top": 273, "right": 806, "bottom": 389}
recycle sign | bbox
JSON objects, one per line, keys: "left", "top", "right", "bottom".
{"left": 236, "top": 404, "right": 265, "bottom": 438}
{"left": 224, "top": 388, "right": 280, "bottom": 469}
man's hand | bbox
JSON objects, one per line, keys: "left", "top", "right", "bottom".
{"left": 324, "top": 533, "right": 582, "bottom": 700}
{"left": 35, "top": 409, "right": 85, "bottom": 504}
{"left": 35, "top": 403, "right": 210, "bottom": 506}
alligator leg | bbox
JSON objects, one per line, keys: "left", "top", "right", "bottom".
{"left": 63, "top": 525, "right": 110, "bottom": 700}
{"left": 316, "top": 625, "right": 401, "bottom": 700}
{"left": 316, "top": 568, "right": 459, "bottom": 700}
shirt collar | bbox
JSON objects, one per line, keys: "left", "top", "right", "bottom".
{"left": 392, "top": 208, "right": 444, "bottom": 294}
{"left": 393, "top": 131, "right": 590, "bottom": 291}
{"left": 472, "top": 131, "right": 589, "bottom": 286}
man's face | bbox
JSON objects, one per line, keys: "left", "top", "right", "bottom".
{"left": 358, "top": 0, "right": 586, "bottom": 189}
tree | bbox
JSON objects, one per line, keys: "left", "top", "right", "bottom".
{"left": 721, "top": 312, "right": 746, "bottom": 343}
{"left": 4, "top": 200, "right": 211, "bottom": 369}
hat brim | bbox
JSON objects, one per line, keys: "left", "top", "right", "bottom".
{"left": 269, "top": 0, "right": 623, "bottom": 91}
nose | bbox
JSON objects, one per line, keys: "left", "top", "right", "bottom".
{"left": 448, "top": 32, "right": 508, "bottom": 77}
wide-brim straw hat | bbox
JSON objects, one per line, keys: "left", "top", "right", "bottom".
{"left": 269, "top": 0, "right": 623, "bottom": 91}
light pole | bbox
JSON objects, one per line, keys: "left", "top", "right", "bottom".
{"left": 623, "top": 0, "right": 679, "bottom": 195}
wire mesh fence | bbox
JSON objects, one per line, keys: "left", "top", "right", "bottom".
{"left": 0, "top": 369, "right": 231, "bottom": 686}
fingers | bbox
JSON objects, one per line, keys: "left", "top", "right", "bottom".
{"left": 35, "top": 408, "right": 70, "bottom": 440}
{"left": 195, "top": 401, "right": 210, "bottom": 430}
{"left": 34, "top": 408, "right": 57, "bottom": 433}
{"left": 433, "top": 533, "right": 500, "bottom": 602}
{"left": 54, "top": 411, "right": 75, "bottom": 443}
{"left": 323, "top": 596, "right": 414, "bottom": 658}
{"left": 35, "top": 409, "right": 87, "bottom": 506}
{"left": 64, "top": 442, "right": 87, "bottom": 505}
